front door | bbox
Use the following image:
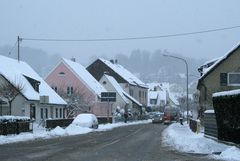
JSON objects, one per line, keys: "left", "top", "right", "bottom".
{"left": 30, "top": 104, "right": 36, "bottom": 120}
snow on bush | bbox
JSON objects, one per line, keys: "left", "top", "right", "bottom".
{"left": 162, "top": 122, "right": 240, "bottom": 161}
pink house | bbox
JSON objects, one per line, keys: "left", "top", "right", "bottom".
{"left": 45, "top": 58, "right": 111, "bottom": 119}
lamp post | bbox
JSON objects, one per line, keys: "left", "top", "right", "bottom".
{"left": 163, "top": 54, "right": 189, "bottom": 123}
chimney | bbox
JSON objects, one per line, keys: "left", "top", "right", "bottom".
{"left": 71, "top": 58, "right": 76, "bottom": 62}
{"left": 115, "top": 59, "right": 118, "bottom": 64}
{"left": 110, "top": 59, "right": 114, "bottom": 64}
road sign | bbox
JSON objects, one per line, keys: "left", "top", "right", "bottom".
{"left": 101, "top": 92, "right": 116, "bottom": 102}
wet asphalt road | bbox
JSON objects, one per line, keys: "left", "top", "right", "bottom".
{"left": 0, "top": 123, "right": 218, "bottom": 161}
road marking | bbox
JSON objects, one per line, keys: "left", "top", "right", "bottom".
{"left": 101, "top": 139, "right": 121, "bottom": 149}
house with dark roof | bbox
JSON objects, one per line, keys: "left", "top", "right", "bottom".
{"left": 45, "top": 58, "right": 110, "bottom": 118}
{"left": 197, "top": 43, "right": 240, "bottom": 111}
{"left": 87, "top": 58, "right": 148, "bottom": 111}
{"left": 0, "top": 55, "right": 67, "bottom": 123}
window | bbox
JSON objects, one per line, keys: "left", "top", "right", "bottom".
{"left": 56, "top": 108, "right": 58, "bottom": 118}
{"left": 60, "top": 108, "right": 62, "bottom": 118}
{"left": 58, "top": 72, "right": 65, "bottom": 76}
{"left": 40, "top": 108, "right": 43, "bottom": 119}
{"left": 228, "top": 73, "right": 240, "bottom": 86}
{"left": 130, "top": 89, "right": 134, "bottom": 96}
{"left": 103, "top": 81, "right": 106, "bottom": 85}
{"left": 67, "top": 86, "right": 74, "bottom": 95}
{"left": 150, "top": 99, "right": 157, "bottom": 105}
{"left": 139, "top": 91, "right": 141, "bottom": 98}
{"left": 45, "top": 108, "right": 48, "bottom": 119}
{"left": 52, "top": 86, "right": 57, "bottom": 92}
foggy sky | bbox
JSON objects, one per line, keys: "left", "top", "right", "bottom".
{"left": 1, "top": 0, "right": 240, "bottom": 65}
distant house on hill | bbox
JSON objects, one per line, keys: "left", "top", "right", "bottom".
{"left": 87, "top": 58, "right": 148, "bottom": 111}
{"left": 45, "top": 58, "right": 110, "bottom": 118}
{"left": 99, "top": 74, "right": 142, "bottom": 120}
{"left": 147, "top": 83, "right": 179, "bottom": 112}
{"left": 197, "top": 43, "right": 240, "bottom": 111}
{"left": 0, "top": 55, "right": 67, "bottom": 123}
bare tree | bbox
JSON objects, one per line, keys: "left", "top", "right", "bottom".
{"left": 56, "top": 86, "right": 94, "bottom": 118}
{"left": 0, "top": 75, "right": 25, "bottom": 115}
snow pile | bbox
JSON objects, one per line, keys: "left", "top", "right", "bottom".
{"left": 162, "top": 122, "right": 240, "bottom": 161}
{"left": 98, "top": 119, "right": 151, "bottom": 131}
{"left": 0, "top": 120, "right": 151, "bottom": 145}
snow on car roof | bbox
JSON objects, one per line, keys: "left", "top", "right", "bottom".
{"left": 0, "top": 55, "right": 66, "bottom": 105}
{"left": 62, "top": 58, "right": 106, "bottom": 97}
{"left": 99, "top": 58, "right": 147, "bottom": 88}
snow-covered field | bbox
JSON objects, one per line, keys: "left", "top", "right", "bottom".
{"left": 0, "top": 120, "right": 151, "bottom": 145}
{"left": 162, "top": 122, "right": 240, "bottom": 161}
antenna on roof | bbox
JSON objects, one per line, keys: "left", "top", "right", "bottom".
{"left": 71, "top": 57, "right": 76, "bottom": 62}
{"left": 17, "top": 36, "right": 22, "bottom": 62}
{"left": 110, "top": 59, "right": 114, "bottom": 64}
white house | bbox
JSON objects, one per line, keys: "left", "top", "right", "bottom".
{"left": 147, "top": 83, "right": 179, "bottom": 112}
{"left": 0, "top": 55, "right": 67, "bottom": 123}
{"left": 99, "top": 74, "right": 142, "bottom": 120}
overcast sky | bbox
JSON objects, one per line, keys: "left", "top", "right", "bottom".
{"left": 1, "top": 0, "right": 240, "bottom": 64}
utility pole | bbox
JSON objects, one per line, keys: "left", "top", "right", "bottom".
{"left": 17, "top": 36, "right": 21, "bottom": 62}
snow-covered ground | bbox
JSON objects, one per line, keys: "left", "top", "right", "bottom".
{"left": 0, "top": 120, "right": 151, "bottom": 145}
{"left": 162, "top": 122, "right": 240, "bottom": 161}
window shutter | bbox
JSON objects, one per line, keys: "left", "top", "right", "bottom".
{"left": 220, "top": 73, "right": 227, "bottom": 86}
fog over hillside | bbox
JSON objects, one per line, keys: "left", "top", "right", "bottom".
{"left": 0, "top": 46, "right": 206, "bottom": 93}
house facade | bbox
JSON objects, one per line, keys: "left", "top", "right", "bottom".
{"left": 99, "top": 74, "right": 142, "bottom": 120}
{"left": 87, "top": 58, "right": 148, "bottom": 110}
{"left": 0, "top": 55, "right": 67, "bottom": 123}
{"left": 197, "top": 43, "right": 240, "bottom": 111}
{"left": 45, "top": 58, "right": 110, "bottom": 118}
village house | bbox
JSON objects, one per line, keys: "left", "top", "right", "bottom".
{"left": 99, "top": 74, "right": 142, "bottom": 121}
{"left": 197, "top": 43, "right": 240, "bottom": 111}
{"left": 87, "top": 58, "right": 148, "bottom": 112}
{"left": 0, "top": 55, "right": 67, "bottom": 123}
{"left": 147, "top": 83, "right": 179, "bottom": 112}
{"left": 45, "top": 58, "right": 110, "bottom": 119}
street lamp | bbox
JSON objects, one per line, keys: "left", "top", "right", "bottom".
{"left": 163, "top": 54, "right": 189, "bottom": 123}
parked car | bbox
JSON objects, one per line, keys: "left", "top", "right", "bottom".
{"left": 72, "top": 113, "right": 99, "bottom": 129}
{"left": 152, "top": 113, "right": 164, "bottom": 123}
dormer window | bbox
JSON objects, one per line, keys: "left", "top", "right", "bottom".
{"left": 58, "top": 72, "right": 65, "bottom": 77}
{"left": 23, "top": 75, "right": 40, "bottom": 92}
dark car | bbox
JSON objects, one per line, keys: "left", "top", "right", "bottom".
{"left": 152, "top": 113, "right": 164, "bottom": 123}
{"left": 163, "top": 106, "right": 180, "bottom": 124}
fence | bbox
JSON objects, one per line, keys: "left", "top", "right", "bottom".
{"left": 0, "top": 121, "right": 32, "bottom": 135}
{"left": 213, "top": 93, "right": 240, "bottom": 144}
{"left": 204, "top": 110, "right": 218, "bottom": 138}
{"left": 46, "top": 119, "right": 74, "bottom": 129}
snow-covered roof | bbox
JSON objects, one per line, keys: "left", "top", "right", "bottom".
{"left": 0, "top": 55, "right": 66, "bottom": 105}
{"left": 99, "top": 58, "right": 148, "bottom": 88}
{"left": 148, "top": 90, "right": 167, "bottom": 106}
{"left": 149, "top": 92, "right": 158, "bottom": 99}
{"left": 103, "top": 74, "right": 142, "bottom": 106}
{"left": 62, "top": 58, "right": 106, "bottom": 97}
{"left": 147, "top": 82, "right": 169, "bottom": 91}
{"left": 103, "top": 74, "right": 129, "bottom": 104}
{"left": 199, "top": 42, "right": 240, "bottom": 80}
